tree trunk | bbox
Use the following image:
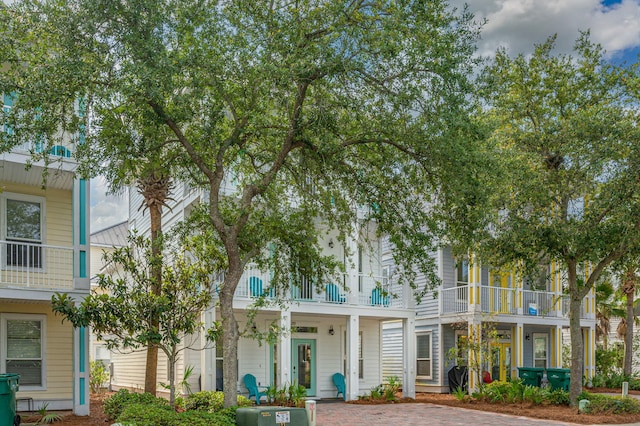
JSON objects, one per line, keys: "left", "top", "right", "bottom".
{"left": 623, "top": 269, "right": 636, "bottom": 376}
{"left": 221, "top": 268, "right": 241, "bottom": 408}
{"left": 567, "top": 263, "right": 583, "bottom": 407}
{"left": 168, "top": 351, "right": 176, "bottom": 408}
{"left": 144, "top": 194, "right": 164, "bottom": 395}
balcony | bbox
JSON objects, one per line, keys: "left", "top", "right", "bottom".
{"left": 0, "top": 241, "right": 74, "bottom": 291}
{"left": 441, "top": 285, "right": 591, "bottom": 319}
{"left": 227, "top": 265, "right": 406, "bottom": 309}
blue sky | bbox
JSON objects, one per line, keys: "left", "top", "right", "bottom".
{"left": 89, "top": 0, "right": 640, "bottom": 232}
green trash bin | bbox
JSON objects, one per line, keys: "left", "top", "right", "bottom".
{"left": 518, "top": 367, "right": 544, "bottom": 387}
{"left": 546, "top": 368, "right": 570, "bottom": 392}
{"left": 0, "top": 374, "right": 19, "bottom": 426}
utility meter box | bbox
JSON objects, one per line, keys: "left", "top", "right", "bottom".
{"left": 236, "top": 407, "right": 309, "bottom": 426}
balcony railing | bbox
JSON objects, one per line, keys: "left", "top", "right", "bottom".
{"left": 442, "top": 284, "right": 591, "bottom": 319}
{"left": 227, "top": 264, "right": 406, "bottom": 309}
{"left": 0, "top": 241, "right": 74, "bottom": 290}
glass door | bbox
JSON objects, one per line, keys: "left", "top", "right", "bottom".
{"left": 292, "top": 339, "right": 316, "bottom": 396}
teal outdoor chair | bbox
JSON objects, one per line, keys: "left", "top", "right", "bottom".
{"left": 249, "top": 276, "right": 263, "bottom": 298}
{"left": 371, "top": 288, "right": 390, "bottom": 307}
{"left": 243, "top": 374, "right": 268, "bottom": 405}
{"left": 332, "top": 372, "right": 346, "bottom": 400}
{"left": 325, "top": 283, "right": 346, "bottom": 304}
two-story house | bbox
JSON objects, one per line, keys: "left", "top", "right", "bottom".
{"left": 106, "top": 184, "right": 417, "bottom": 401}
{"left": 0, "top": 95, "right": 91, "bottom": 414}
{"left": 383, "top": 245, "right": 597, "bottom": 392}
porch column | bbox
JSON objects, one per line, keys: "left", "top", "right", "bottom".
{"left": 201, "top": 306, "right": 216, "bottom": 391}
{"left": 345, "top": 234, "right": 359, "bottom": 305}
{"left": 72, "top": 177, "right": 90, "bottom": 292}
{"left": 346, "top": 314, "right": 360, "bottom": 400}
{"left": 469, "top": 255, "right": 481, "bottom": 313}
{"left": 583, "top": 326, "right": 596, "bottom": 385}
{"left": 402, "top": 317, "right": 416, "bottom": 398}
{"left": 513, "top": 322, "right": 524, "bottom": 377}
{"left": 279, "top": 312, "right": 292, "bottom": 387}
{"left": 73, "top": 326, "right": 90, "bottom": 415}
{"left": 551, "top": 325, "right": 563, "bottom": 368}
{"left": 467, "top": 318, "right": 481, "bottom": 391}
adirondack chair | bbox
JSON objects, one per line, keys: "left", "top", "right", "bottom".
{"left": 332, "top": 372, "right": 346, "bottom": 400}
{"left": 249, "top": 276, "right": 263, "bottom": 298}
{"left": 371, "top": 288, "right": 390, "bottom": 307}
{"left": 325, "top": 283, "right": 346, "bottom": 304}
{"left": 243, "top": 374, "right": 268, "bottom": 405}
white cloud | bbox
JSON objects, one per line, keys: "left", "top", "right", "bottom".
{"left": 90, "top": 176, "right": 128, "bottom": 233}
{"left": 453, "top": 0, "right": 640, "bottom": 58}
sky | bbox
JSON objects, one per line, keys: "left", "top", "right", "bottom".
{"left": 89, "top": 0, "right": 640, "bottom": 233}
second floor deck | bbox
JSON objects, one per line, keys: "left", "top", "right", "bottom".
{"left": 219, "top": 265, "right": 410, "bottom": 311}
{"left": 440, "top": 284, "right": 593, "bottom": 320}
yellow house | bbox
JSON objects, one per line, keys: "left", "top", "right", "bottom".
{"left": 0, "top": 95, "right": 90, "bottom": 414}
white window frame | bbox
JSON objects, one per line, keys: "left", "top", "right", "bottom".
{"left": 533, "top": 333, "right": 548, "bottom": 368}
{"left": 1, "top": 193, "right": 46, "bottom": 270}
{"left": 1, "top": 313, "right": 47, "bottom": 390}
{"left": 416, "top": 332, "right": 433, "bottom": 379}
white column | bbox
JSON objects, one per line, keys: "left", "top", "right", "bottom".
{"left": 583, "top": 326, "right": 596, "bottom": 384}
{"left": 73, "top": 326, "right": 90, "bottom": 415}
{"left": 201, "top": 306, "right": 216, "bottom": 391}
{"left": 346, "top": 315, "right": 360, "bottom": 400}
{"left": 514, "top": 322, "right": 524, "bottom": 376}
{"left": 345, "top": 233, "right": 359, "bottom": 305}
{"left": 279, "top": 312, "right": 292, "bottom": 387}
{"left": 402, "top": 317, "right": 416, "bottom": 398}
{"left": 552, "top": 325, "right": 563, "bottom": 368}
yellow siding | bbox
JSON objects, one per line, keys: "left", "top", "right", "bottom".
{"left": 1, "top": 182, "right": 73, "bottom": 247}
{"left": 0, "top": 302, "right": 73, "bottom": 400}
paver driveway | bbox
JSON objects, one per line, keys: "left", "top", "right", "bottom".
{"left": 315, "top": 401, "right": 574, "bottom": 426}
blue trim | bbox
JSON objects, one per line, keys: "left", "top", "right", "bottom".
{"left": 79, "top": 327, "right": 86, "bottom": 372}
{"left": 79, "top": 179, "right": 87, "bottom": 245}
{"left": 79, "top": 251, "right": 87, "bottom": 278}
{"left": 79, "top": 378, "right": 86, "bottom": 405}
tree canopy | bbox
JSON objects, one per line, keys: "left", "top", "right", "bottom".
{"left": 477, "top": 33, "right": 640, "bottom": 404}
{"left": 2, "top": 0, "right": 486, "bottom": 406}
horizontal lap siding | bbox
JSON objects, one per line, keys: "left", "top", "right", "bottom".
{"left": 442, "top": 247, "right": 455, "bottom": 288}
{"left": 382, "top": 321, "right": 403, "bottom": 383}
{"left": 0, "top": 303, "right": 73, "bottom": 400}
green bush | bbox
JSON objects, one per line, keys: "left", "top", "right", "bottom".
{"left": 184, "top": 390, "right": 252, "bottom": 412}
{"left": 116, "top": 401, "right": 236, "bottom": 426}
{"left": 89, "top": 360, "right": 110, "bottom": 393}
{"left": 578, "top": 392, "right": 640, "bottom": 414}
{"left": 543, "top": 388, "right": 570, "bottom": 406}
{"left": 103, "top": 389, "right": 169, "bottom": 420}
{"left": 116, "top": 403, "right": 175, "bottom": 426}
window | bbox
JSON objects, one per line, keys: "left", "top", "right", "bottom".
{"left": 3, "top": 93, "right": 14, "bottom": 135}
{"left": 533, "top": 333, "right": 548, "bottom": 368}
{"left": 3, "top": 194, "right": 45, "bottom": 268}
{"left": 455, "top": 259, "right": 469, "bottom": 285}
{"left": 1, "top": 314, "right": 46, "bottom": 389}
{"left": 416, "top": 333, "right": 432, "bottom": 379}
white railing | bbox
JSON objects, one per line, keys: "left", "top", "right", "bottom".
{"left": 481, "top": 286, "right": 517, "bottom": 314}
{"left": 229, "top": 264, "right": 404, "bottom": 308}
{"left": 522, "top": 290, "right": 562, "bottom": 317}
{"left": 441, "top": 285, "right": 468, "bottom": 314}
{"left": 560, "top": 297, "right": 591, "bottom": 319}
{"left": 0, "top": 241, "right": 74, "bottom": 290}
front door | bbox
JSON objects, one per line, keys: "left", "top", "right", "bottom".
{"left": 292, "top": 339, "right": 316, "bottom": 396}
{"left": 491, "top": 342, "right": 511, "bottom": 382}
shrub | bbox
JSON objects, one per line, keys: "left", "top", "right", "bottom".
{"left": 116, "top": 403, "right": 175, "bottom": 426}
{"left": 103, "top": 389, "right": 169, "bottom": 420}
{"left": 89, "top": 360, "right": 110, "bottom": 393}
{"left": 522, "top": 385, "right": 544, "bottom": 405}
{"left": 578, "top": 392, "right": 640, "bottom": 414}
{"left": 265, "top": 383, "right": 308, "bottom": 407}
{"left": 184, "top": 390, "right": 251, "bottom": 412}
{"left": 543, "top": 388, "right": 570, "bottom": 406}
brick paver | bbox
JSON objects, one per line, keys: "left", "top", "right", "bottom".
{"left": 315, "top": 402, "right": 574, "bottom": 426}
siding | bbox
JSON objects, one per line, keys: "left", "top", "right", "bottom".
{"left": 441, "top": 325, "right": 458, "bottom": 388}
{"left": 382, "top": 321, "right": 403, "bottom": 382}
{"left": 1, "top": 183, "right": 72, "bottom": 247}
{"left": 441, "top": 247, "right": 456, "bottom": 289}
{"left": 0, "top": 302, "right": 74, "bottom": 404}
